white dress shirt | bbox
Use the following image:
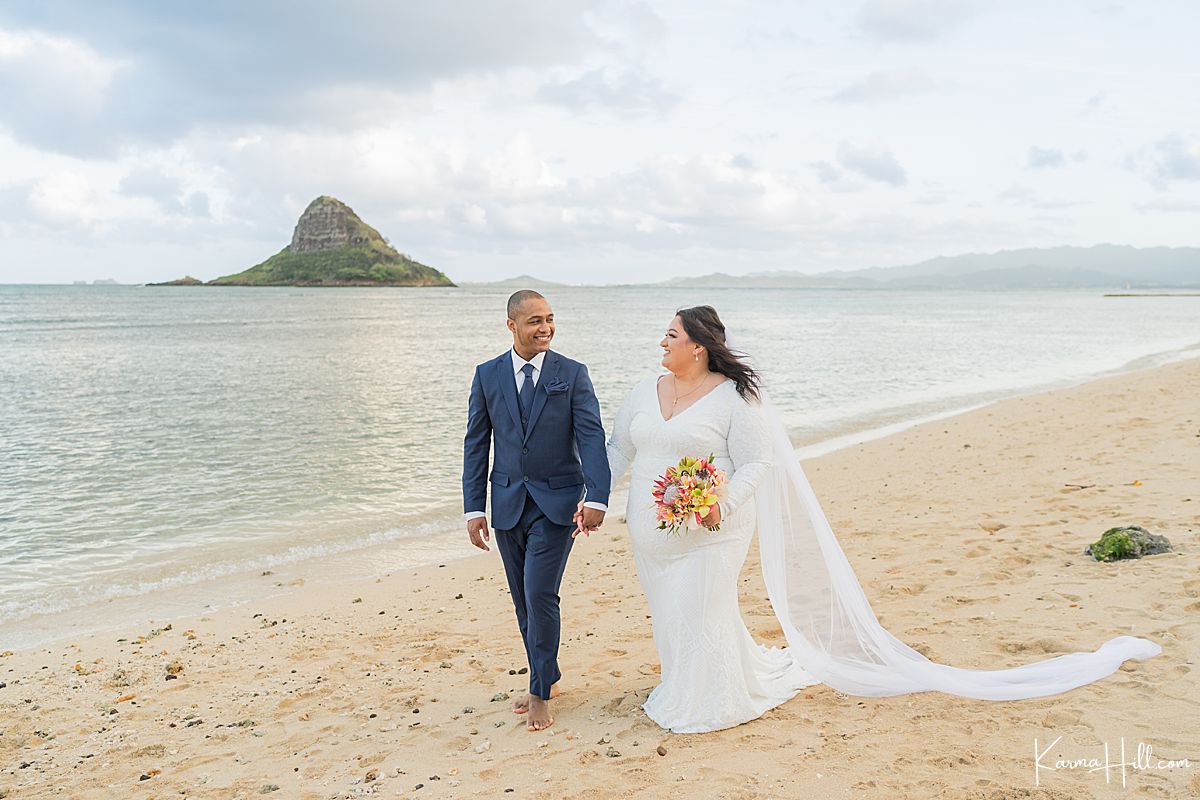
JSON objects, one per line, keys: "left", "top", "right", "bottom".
{"left": 465, "top": 349, "right": 607, "bottom": 522}
{"left": 512, "top": 347, "right": 546, "bottom": 393}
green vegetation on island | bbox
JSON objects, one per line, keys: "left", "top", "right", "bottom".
{"left": 150, "top": 196, "right": 454, "bottom": 287}
{"left": 146, "top": 275, "right": 204, "bottom": 286}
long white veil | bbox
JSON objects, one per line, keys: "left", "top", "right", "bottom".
{"left": 737, "top": 343, "right": 1163, "bottom": 699}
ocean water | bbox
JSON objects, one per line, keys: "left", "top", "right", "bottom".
{"left": 1, "top": 284, "right": 1197, "bottom": 647}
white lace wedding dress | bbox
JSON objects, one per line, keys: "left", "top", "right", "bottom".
{"left": 606, "top": 375, "right": 819, "bottom": 733}
{"left": 607, "top": 370, "right": 1163, "bottom": 733}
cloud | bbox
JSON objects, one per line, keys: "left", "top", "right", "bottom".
{"left": 0, "top": 1, "right": 604, "bottom": 155}
{"left": 1082, "top": 91, "right": 1106, "bottom": 114}
{"left": 829, "top": 68, "right": 936, "bottom": 102}
{"left": 856, "top": 0, "right": 984, "bottom": 42}
{"left": 27, "top": 171, "right": 103, "bottom": 230}
{"left": 1143, "top": 133, "right": 1200, "bottom": 186}
{"left": 0, "top": 27, "right": 130, "bottom": 154}
{"left": 836, "top": 142, "right": 907, "bottom": 186}
{"left": 998, "top": 184, "right": 1035, "bottom": 202}
{"left": 1027, "top": 146, "right": 1065, "bottom": 168}
{"left": 1134, "top": 198, "right": 1200, "bottom": 214}
{"left": 997, "top": 183, "right": 1088, "bottom": 210}
{"left": 119, "top": 167, "right": 210, "bottom": 217}
{"left": 595, "top": 154, "right": 830, "bottom": 237}
{"left": 536, "top": 68, "right": 679, "bottom": 115}
{"left": 24, "top": 125, "right": 840, "bottom": 257}
{"left": 808, "top": 160, "right": 867, "bottom": 193}
{"left": 740, "top": 25, "right": 808, "bottom": 49}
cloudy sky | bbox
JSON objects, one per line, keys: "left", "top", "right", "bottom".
{"left": 1, "top": 0, "right": 1198, "bottom": 284}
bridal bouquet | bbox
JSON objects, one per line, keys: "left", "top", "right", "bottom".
{"left": 652, "top": 454, "right": 727, "bottom": 535}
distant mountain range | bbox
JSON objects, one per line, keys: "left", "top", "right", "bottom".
{"left": 460, "top": 274, "right": 567, "bottom": 289}
{"left": 662, "top": 245, "right": 1200, "bottom": 289}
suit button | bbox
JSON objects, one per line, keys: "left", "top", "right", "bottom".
{"left": 523, "top": 475, "right": 530, "bottom": 482}
{"left": 522, "top": 448, "right": 529, "bottom": 454}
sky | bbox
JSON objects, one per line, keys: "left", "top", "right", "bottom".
{"left": 1, "top": 0, "right": 1199, "bottom": 285}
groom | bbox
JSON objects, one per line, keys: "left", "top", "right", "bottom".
{"left": 462, "top": 290, "right": 610, "bottom": 731}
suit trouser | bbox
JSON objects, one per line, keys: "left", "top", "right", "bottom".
{"left": 494, "top": 492, "right": 576, "bottom": 699}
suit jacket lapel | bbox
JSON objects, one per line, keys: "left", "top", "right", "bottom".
{"left": 496, "top": 352, "right": 522, "bottom": 432}
{"left": 522, "top": 350, "right": 557, "bottom": 444}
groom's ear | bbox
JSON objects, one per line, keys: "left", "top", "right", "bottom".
{"left": 506, "top": 317, "right": 516, "bottom": 336}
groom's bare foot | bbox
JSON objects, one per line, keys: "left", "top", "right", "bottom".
{"left": 526, "top": 697, "right": 554, "bottom": 731}
{"left": 513, "top": 682, "right": 560, "bottom": 714}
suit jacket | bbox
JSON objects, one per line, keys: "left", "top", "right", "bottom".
{"left": 462, "top": 349, "right": 611, "bottom": 529}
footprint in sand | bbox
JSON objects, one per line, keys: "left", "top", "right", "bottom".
{"left": 1041, "top": 708, "right": 1082, "bottom": 727}
{"left": 999, "top": 638, "right": 1065, "bottom": 655}
{"left": 445, "top": 735, "right": 472, "bottom": 752}
{"left": 602, "top": 692, "right": 644, "bottom": 717}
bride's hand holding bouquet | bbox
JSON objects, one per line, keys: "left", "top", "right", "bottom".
{"left": 653, "top": 454, "right": 727, "bottom": 534}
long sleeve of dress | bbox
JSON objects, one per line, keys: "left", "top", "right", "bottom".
{"left": 605, "top": 384, "right": 638, "bottom": 492}
{"left": 721, "top": 396, "right": 773, "bottom": 518}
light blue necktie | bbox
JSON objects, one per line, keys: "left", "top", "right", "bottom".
{"left": 518, "top": 363, "right": 535, "bottom": 430}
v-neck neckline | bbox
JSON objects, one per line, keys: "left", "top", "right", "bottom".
{"left": 656, "top": 375, "right": 730, "bottom": 423}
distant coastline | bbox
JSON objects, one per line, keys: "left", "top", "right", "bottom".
{"left": 61, "top": 242, "right": 1200, "bottom": 291}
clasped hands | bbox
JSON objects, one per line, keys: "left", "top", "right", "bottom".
{"left": 572, "top": 503, "right": 606, "bottom": 538}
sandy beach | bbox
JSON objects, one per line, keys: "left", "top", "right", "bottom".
{"left": 2, "top": 357, "right": 1197, "bottom": 799}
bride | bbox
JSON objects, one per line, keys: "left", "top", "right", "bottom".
{"left": 582, "top": 305, "right": 1163, "bottom": 734}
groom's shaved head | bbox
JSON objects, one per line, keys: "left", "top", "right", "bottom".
{"left": 506, "top": 290, "right": 554, "bottom": 360}
{"left": 507, "top": 289, "right": 545, "bottom": 320}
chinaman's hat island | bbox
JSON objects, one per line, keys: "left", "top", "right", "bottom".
{"left": 147, "top": 196, "right": 456, "bottom": 287}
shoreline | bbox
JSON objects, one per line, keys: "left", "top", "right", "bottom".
{"left": 4, "top": 342, "right": 1198, "bottom": 653}
{"left": 2, "top": 357, "right": 1196, "bottom": 797}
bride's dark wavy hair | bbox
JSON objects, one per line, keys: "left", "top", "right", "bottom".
{"left": 676, "top": 305, "right": 761, "bottom": 402}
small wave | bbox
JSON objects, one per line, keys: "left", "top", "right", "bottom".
{"left": 793, "top": 339, "right": 1200, "bottom": 460}
{"left": 0, "top": 517, "right": 461, "bottom": 626}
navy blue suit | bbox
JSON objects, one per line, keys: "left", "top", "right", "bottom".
{"left": 462, "top": 349, "right": 610, "bottom": 699}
